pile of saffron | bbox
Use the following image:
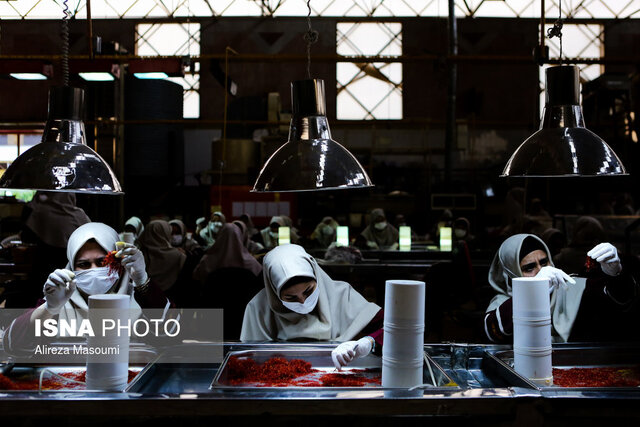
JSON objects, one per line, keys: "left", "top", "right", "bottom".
{"left": 224, "top": 356, "right": 381, "bottom": 387}
{"left": 553, "top": 367, "right": 640, "bottom": 387}
{"left": 0, "top": 370, "right": 138, "bottom": 390}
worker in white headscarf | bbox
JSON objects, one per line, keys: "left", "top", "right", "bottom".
{"left": 310, "top": 216, "right": 339, "bottom": 249}
{"left": 120, "top": 216, "right": 144, "bottom": 246}
{"left": 360, "top": 208, "right": 399, "bottom": 250}
{"left": 258, "top": 216, "right": 285, "bottom": 251}
{"left": 3, "top": 222, "right": 172, "bottom": 355}
{"left": 241, "top": 244, "right": 383, "bottom": 369}
{"left": 484, "top": 233, "right": 636, "bottom": 343}
{"left": 199, "top": 212, "right": 225, "bottom": 249}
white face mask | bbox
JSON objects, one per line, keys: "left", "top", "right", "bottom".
{"left": 454, "top": 229, "right": 467, "bottom": 238}
{"left": 321, "top": 225, "right": 333, "bottom": 235}
{"left": 209, "top": 221, "right": 223, "bottom": 233}
{"left": 281, "top": 286, "right": 320, "bottom": 314}
{"left": 269, "top": 230, "right": 279, "bottom": 239}
{"left": 171, "top": 235, "right": 183, "bottom": 247}
{"left": 74, "top": 267, "right": 119, "bottom": 296}
{"left": 374, "top": 221, "right": 387, "bottom": 231}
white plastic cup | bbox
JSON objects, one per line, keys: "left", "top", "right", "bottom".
{"left": 383, "top": 280, "right": 426, "bottom": 325}
{"left": 86, "top": 295, "right": 131, "bottom": 391}
{"left": 514, "top": 345, "right": 553, "bottom": 386}
{"left": 382, "top": 356, "right": 423, "bottom": 388}
{"left": 512, "top": 277, "right": 551, "bottom": 318}
{"left": 513, "top": 316, "right": 552, "bottom": 349}
{"left": 382, "top": 280, "right": 425, "bottom": 388}
{"left": 382, "top": 323, "right": 425, "bottom": 361}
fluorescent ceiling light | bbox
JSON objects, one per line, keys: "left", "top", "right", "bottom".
{"left": 10, "top": 73, "right": 47, "bottom": 80}
{"left": 134, "top": 72, "right": 168, "bottom": 79}
{"left": 79, "top": 72, "right": 114, "bottom": 81}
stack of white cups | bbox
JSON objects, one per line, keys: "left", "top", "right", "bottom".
{"left": 512, "top": 277, "right": 553, "bottom": 386}
{"left": 382, "top": 280, "right": 425, "bottom": 388}
{"left": 86, "top": 294, "right": 131, "bottom": 391}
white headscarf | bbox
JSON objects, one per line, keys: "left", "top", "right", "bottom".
{"left": 58, "top": 222, "right": 141, "bottom": 322}
{"left": 486, "top": 233, "right": 585, "bottom": 342}
{"left": 124, "top": 216, "right": 145, "bottom": 238}
{"left": 240, "top": 244, "right": 380, "bottom": 342}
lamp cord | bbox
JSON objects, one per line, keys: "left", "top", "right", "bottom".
{"left": 304, "top": 0, "right": 319, "bottom": 79}
{"left": 547, "top": 0, "right": 563, "bottom": 64}
{"left": 62, "top": 0, "right": 70, "bottom": 86}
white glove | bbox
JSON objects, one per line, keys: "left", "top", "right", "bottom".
{"left": 366, "top": 241, "right": 379, "bottom": 249}
{"left": 535, "top": 266, "right": 576, "bottom": 293}
{"left": 42, "top": 269, "right": 76, "bottom": 315}
{"left": 117, "top": 245, "right": 149, "bottom": 286}
{"left": 588, "top": 243, "right": 622, "bottom": 276}
{"left": 331, "top": 336, "right": 375, "bottom": 370}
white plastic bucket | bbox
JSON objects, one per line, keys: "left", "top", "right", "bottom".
{"left": 86, "top": 295, "right": 131, "bottom": 391}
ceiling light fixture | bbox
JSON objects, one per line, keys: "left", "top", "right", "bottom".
{"left": 502, "top": 0, "right": 627, "bottom": 177}
{"left": 252, "top": 0, "right": 372, "bottom": 192}
{"left": 0, "top": 0, "right": 122, "bottom": 194}
{"left": 10, "top": 73, "right": 48, "bottom": 80}
{"left": 79, "top": 72, "right": 115, "bottom": 81}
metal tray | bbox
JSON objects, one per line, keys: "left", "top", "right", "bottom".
{"left": 0, "top": 344, "right": 156, "bottom": 392}
{"left": 487, "top": 344, "right": 640, "bottom": 390}
{"left": 424, "top": 344, "right": 534, "bottom": 389}
{"left": 210, "top": 349, "right": 458, "bottom": 390}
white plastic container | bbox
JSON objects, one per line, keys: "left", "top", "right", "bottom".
{"left": 511, "top": 277, "right": 553, "bottom": 386}
{"left": 86, "top": 294, "right": 131, "bottom": 391}
{"left": 382, "top": 280, "right": 425, "bottom": 388}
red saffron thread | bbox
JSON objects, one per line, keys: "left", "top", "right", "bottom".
{"left": 104, "top": 250, "right": 123, "bottom": 275}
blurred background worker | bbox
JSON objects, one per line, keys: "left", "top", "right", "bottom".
{"left": 199, "top": 211, "right": 226, "bottom": 249}
{"left": 169, "top": 219, "right": 203, "bottom": 259}
{"left": 309, "top": 216, "right": 339, "bottom": 249}
{"left": 359, "top": 208, "right": 399, "bottom": 250}
{"left": 120, "top": 216, "right": 145, "bottom": 247}
{"left": 193, "top": 223, "right": 263, "bottom": 339}
{"left": 256, "top": 216, "right": 285, "bottom": 251}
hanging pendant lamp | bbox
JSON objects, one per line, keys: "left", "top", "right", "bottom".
{"left": 502, "top": 65, "right": 627, "bottom": 177}
{"left": 252, "top": 79, "right": 373, "bottom": 192}
{"left": 0, "top": 86, "right": 123, "bottom": 194}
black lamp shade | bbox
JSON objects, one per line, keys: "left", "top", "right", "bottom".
{"left": 252, "top": 79, "right": 373, "bottom": 192}
{"left": 502, "top": 66, "right": 627, "bottom": 177}
{"left": 0, "top": 87, "right": 123, "bottom": 194}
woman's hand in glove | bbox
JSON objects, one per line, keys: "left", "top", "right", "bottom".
{"left": 117, "top": 245, "right": 149, "bottom": 286}
{"left": 331, "top": 336, "right": 375, "bottom": 370}
{"left": 588, "top": 243, "right": 622, "bottom": 276}
{"left": 43, "top": 269, "right": 76, "bottom": 314}
{"left": 535, "top": 266, "right": 576, "bottom": 292}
